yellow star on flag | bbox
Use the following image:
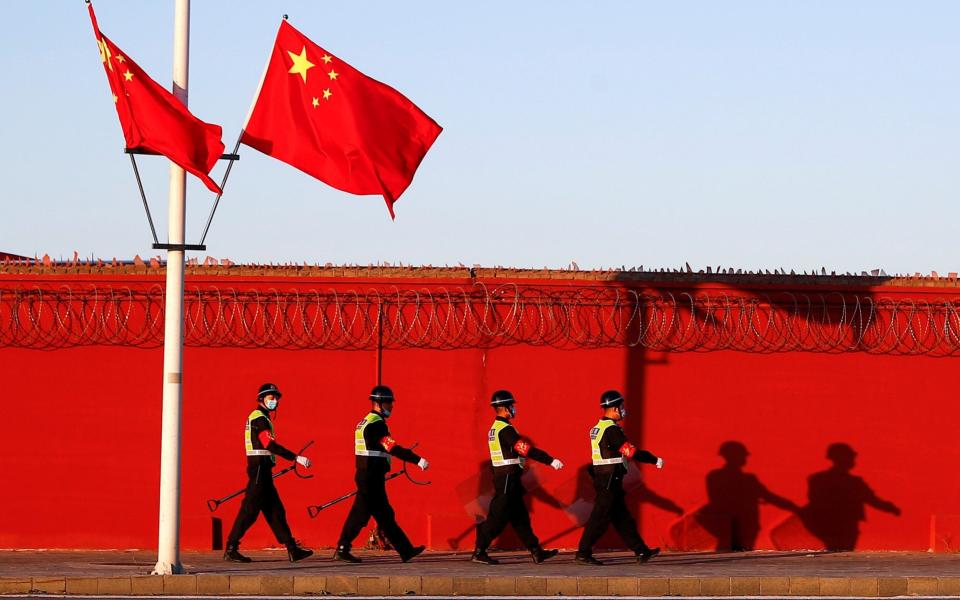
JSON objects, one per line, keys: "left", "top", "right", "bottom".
{"left": 323, "top": 88, "right": 332, "bottom": 100}
{"left": 123, "top": 70, "right": 133, "bottom": 82}
{"left": 116, "top": 55, "right": 125, "bottom": 64}
{"left": 327, "top": 69, "right": 338, "bottom": 80}
{"left": 98, "top": 39, "right": 113, "bottom": 71}
{"left": 287, "top": 46, "right": 315, "bottom": 83}
{"left": 112, "top": 93, "right": 118, "bottom": 103}
{"left": 321, "top": 54, "right": 332, "bottom": 64}
{"left": 312, "top": 97, "right": 319, "bottom": 108}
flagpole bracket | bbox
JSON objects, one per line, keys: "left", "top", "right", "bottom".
{"left": 152, "top": 243, "right": 206, "bottom": 252}
{"left": 124, "top": 148, "right": 239, "bottom": 161}
{"left": 124, "top": 144, "right": 242, "bottom": 251}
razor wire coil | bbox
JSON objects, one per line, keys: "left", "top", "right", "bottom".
{"left": 2, "top": 284, "right": 960, "bottom": 356}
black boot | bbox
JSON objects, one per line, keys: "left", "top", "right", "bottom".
{"left": 637, "top": 546, "right": 661, "bottom": 563}
{"left": 400, "top": 545, "right": 426, "bottom": 563}
{"left": 531, "top": 547, "right": 559, "bottom": 564}
{"left": 333, "top": 545, "right": 362, "bottom": 563}
{"left": 287, "top": 541, "right": 314, "bottom": 562}
{"left": 574, "top": 552, "right": 604, "bottom": 566}
{"left": 471, "top": 549, "right": 499, "bottom": 565}
{"left": 530, "top": 548, "right": 560, "bottom": 565}
{"left": 223, "top": 542, "right": 252, "bottom": 563}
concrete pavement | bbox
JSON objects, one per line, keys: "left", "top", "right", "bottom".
{"left": 2, "top": 549, "right": 960, "bottom": 596}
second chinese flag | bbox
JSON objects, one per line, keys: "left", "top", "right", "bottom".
{"left": 241, "top": 21, "right": 442, "bottom": 218}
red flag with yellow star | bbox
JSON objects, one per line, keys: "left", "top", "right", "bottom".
{"left": 241, "top": 20, "right": 442, "bottom": 218}
{"left": 87, "top": 4, "right": 224, "bottom": 194}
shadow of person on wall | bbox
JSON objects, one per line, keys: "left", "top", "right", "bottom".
{"left": 798, "top": 443, "right": 901, "bottom": 551}
{"left": 694, "top": 441, "right": 800, "bottom": 551}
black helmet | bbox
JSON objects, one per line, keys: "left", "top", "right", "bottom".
{"left": 258, "top": 382, "right": 282, "bottom": 401}
{"left": 599, "top": 390, "right": 624, "bottom": 408}
{"left": 369, "top": 385, "right": 395, "bottom": 403}
{"left": 490, "top": 390, "right": 515, "bottom": 407}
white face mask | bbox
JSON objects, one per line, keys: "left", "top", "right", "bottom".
{"left": 508, "top": 405, "right": 517, "bottom": 418}
{"left": 380, "top": 404, "right": 392, "bottom": 418}
{"left": 264, "top": 399, "right": 279, "bottom": 411}
{"left": 618, "top": 406, "right": 628, "bottom": 419}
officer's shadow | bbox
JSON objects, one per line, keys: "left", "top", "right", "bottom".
{"left": 687, "top": 441, "right": 800, "bottom": 551}
{"left": 771, "top": 442, "right": 901, "bottom": 551}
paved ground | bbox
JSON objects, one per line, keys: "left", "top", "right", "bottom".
{"left": 3, "top": 597, "right": 950, "bottom": 600}
{"left": 0, "top": 597, "right": 954, "bottom": 600}
{"left": 2, "top": 549, "right": 959, "bottom": 577}
{"left": 2, "top": 550, "right": 960, "bottom": 596}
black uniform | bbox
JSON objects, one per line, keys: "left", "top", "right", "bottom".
{"left": 577, "top": 418, "right": 659, "bottom": 555}
{"left": 336, "top": 411, "right": 422, "bottom": 556}
{"left": 226, "top": 408, "right": 298, "bottom": 547}
{"left": 475, "top": 417, "right": 555, "bottom": 552}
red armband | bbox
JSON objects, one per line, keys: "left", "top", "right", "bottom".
{"left": 258, "top": 430, "right": 275, "bottom": 448}
{"left": 380, "top": 436, "right": 397, "bottom": 451}
{"left": 619, "top": 442, "right": 636, "bottom": 458}
{"left": 513, "top": 440, "right": 531, "bottom": 457}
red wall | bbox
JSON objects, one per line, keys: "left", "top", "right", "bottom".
{"left": 2, "top": 271, "right": 958, "bottom": 551}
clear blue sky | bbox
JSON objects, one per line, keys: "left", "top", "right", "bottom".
{"left": 2, "top": 1, "right": 957, "bottom": 273}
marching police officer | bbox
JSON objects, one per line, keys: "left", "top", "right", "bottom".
{"left": 575, "top": 390, "right": 663, "bottom": 566}
{"left": 472, "top": 390, "right": 564, "bottom": 565}
{"left": 224, "top": 383, "right": 314, "bottom": 563}
{"left": 334, "top": 385, "right": 430, "bottom": 563}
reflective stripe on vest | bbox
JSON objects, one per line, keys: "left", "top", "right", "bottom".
{"left": 245, "top": 409, "right": 276, "bottom": 463}
{"left": 590, "top": 419, "right": 624, "bottom": 466}
{"left": 355, "top": 413, "right": 391, "bottom": 462}
{"left": 488, "top": 420, "right": 524, "bottom": 467}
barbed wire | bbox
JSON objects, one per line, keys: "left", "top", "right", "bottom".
{"left": 2, "top": 284, "right": 960, "bottom": 355}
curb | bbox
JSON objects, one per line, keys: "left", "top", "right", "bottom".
{"left": 1, "top": 575, "right": 959, "bottom": 596}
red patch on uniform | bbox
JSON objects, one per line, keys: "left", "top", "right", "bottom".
{"left": 380, "top": 436, "right": 397, "bottom": 451}
{"left": 513, "top": 440, "right": 531, "bottom": 456}
{"left": 258, "top": 430, "right": 274, "bottom": 448}
{"left": 619, "top": 442, "right": 636, "bottom": 458}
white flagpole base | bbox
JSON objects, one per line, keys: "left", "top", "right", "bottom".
{"left": 151, "top": 561, "right": 185, "bottom": 576}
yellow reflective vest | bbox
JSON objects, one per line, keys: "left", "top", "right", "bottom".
{"left": 245, "top": 409, "right": 275, "bottom": 464}
{"left": 355, "top": 412, "right": 391, "bottom": 465}
{"left": 488, "top": 419, "right": 525, "bottom": 467}
{"left": 590, "top": 419, "right": 624, "bottom": 466}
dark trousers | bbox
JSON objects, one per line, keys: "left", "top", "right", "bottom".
{"left": 475, "top": 477, "right": 541, "bottom": 552}
{"left": 577, "top": 480, "right": 650, "bottom": 555}
{"left": 226, "top": 465, "right": 293, "bottom": 546}
{"left": 337, "top": 471, "right": 413, "bottom": 555}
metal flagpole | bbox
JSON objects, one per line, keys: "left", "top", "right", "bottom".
{"left": 153, "top": 0, "right": 190, "bottom": 576}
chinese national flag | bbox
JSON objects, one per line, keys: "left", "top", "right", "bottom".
{"left": 87, "top": 4, "right": 225, "bottom": 193}
{"left": 241, "top": 21, "right": 442, "bottom": 218}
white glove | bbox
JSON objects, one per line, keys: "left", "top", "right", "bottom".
{"left": 655, "top": 457, "right": 664, "bottom": 469}
{"left": 296, "top": 455, "right": 312, "bottom": 468}
{"left": 550, "top": 459, "right": 564, "bottom": 471}
{"left": 417, "top": 458, "right": 430, "bottom": 471}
